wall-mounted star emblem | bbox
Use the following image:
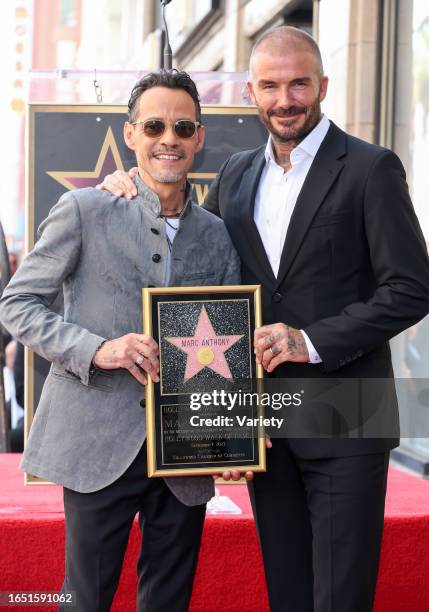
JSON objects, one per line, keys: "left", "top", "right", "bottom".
{"left": 165, "top": 305, "right": 243, "bottom": 381}
{"left": 46, "top": 127, "right": 124, "bottom": 190}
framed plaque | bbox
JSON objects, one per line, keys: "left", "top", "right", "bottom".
{"left": 142, "top": 285, "right": 266, "bottom": 477}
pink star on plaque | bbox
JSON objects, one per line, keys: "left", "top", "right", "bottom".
{"left": 165, "top": 305, "right": 243, "bottom": 381}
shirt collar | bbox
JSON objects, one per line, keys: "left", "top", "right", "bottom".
{"left": 264, "top": 114, "right": 331, "bottom": 168}
{"left": 134, "top": 173, "right": 193, "bottom": 219}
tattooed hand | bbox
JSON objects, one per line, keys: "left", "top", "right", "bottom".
{"left": 254, "top": 323, "right": 309, "bottom": 372}
{"left": 92, "top": 333, "right": 159, "bottom": 385}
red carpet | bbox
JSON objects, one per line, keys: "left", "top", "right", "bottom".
{"left": 1, "top": 454, "right": 429, "bottom": 611}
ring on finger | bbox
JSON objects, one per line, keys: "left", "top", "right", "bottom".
{"left": 135, "top": 355, "right": 144, "bottom": 366}
{"left": 270, "top": 345, "right": 279, "bottom": 355}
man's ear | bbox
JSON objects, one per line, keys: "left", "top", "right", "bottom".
{"left": 195, "top": 125, "right": 205, "bottom": 153}
{"left": 319, "top": 76, "right": 329, "bottom": 102}
{"left": 123, "top": 122, "right": 136, "bottom": 151}
{"left": 246, "top": 80, "right": 256, "bottom": 105}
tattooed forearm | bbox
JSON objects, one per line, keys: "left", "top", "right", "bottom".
{"left": 94, "top": 356, "right": 117, "bottom": 366}
{"left": 93, "top": 344, "right": 118, "bottom": 368}
{"left": 286, "top": 326, "right": 308, "bottom": 358}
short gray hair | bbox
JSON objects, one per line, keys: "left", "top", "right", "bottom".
{"left": 249, "top": 26, "right": 324, "bottom": 78}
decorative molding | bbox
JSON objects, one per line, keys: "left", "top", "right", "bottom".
{"left": 173, "top": 1, "right": 224, "bottom": 65}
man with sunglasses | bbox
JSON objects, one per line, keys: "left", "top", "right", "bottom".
{"left": 0, "top": 70, "right": 240, "bottom": 611}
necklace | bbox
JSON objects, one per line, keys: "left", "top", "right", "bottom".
{"left": 164, "top": 217, "right": 178, "bottom": 229}
{"left": 161, "top": 210, "right": 182, "bottom": 217}
{"left": 163, "top": 217, "right": 179, "bottom": 252}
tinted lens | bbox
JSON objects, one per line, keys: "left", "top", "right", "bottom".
{"left": 174, "top": 120, "right": 197, "bottom": 138}
{"left": 143, "top": 119, "right": 166, "bottom": 137}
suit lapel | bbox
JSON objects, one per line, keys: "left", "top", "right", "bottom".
{"left": 275, "top": 123, "right": 347, "bottom": 289}
{"left": 234, "top": 147, "right": 277, "bottom": 287}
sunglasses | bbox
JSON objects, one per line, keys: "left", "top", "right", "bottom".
{"left": 131, "top": 119, "right": 202, "bottom": 139}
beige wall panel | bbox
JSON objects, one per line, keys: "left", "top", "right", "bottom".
{"left": 318, "top": 0, "right": 351, "bottom": 130}
{"left": 349, "top": 0, "right": 378, "bottom": 44}
{"left": 244, "top": 0, "right": 293, "bottom": 37}
{"left": 180, "top": 20, "right": 225, "bottom": 70}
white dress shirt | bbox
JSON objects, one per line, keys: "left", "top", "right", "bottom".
{"left": 254, "top": 114, "right": 331, "bottom": 363}
{"left": 164, "top": 217, "right": 180, "bottom": 285}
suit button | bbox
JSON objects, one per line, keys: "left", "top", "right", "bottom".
{"left": 140, "top": 398, "right": 146, "bottom": 408}
{"left": 152, "top": 254, "right": 161, "bottom": 263}
{"left": 151, "top": 228, "right": 159, "bottom": 235}
{"left": 272, "top": 292, "right": 283, "bottom": 303}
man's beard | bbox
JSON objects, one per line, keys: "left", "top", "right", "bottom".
{"left": 257, "top": 96, "right": 322, "bottom": 145}
{"left": 148, "top": 170, "right": 185, "bottom": 183}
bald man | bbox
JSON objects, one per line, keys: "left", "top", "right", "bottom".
{"left": 99, "top": 27, "right": 429, "bottom": 612}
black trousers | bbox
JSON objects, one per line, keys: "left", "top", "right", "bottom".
{"left": 248, "top": 439, "right": 389, "bottom": 612}
{"left": 60, "top": 444, "right": 206, "bottom": 612}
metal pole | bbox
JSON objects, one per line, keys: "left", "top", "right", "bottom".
{"left": 160, "top": 0, "right": 173, "bottom": 69}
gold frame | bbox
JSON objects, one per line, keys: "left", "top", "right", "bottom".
{"left": 24, "top": 104, "right": 261, "bottom": 484}
{"left": 142, "top": 284, "right": 265, "bottom": 477}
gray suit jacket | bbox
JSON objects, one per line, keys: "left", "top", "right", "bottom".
{"left": 0, "top": 177, "right": 241, "bottom": 505}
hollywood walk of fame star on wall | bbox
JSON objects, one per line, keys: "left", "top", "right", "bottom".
{"left": 46, "top": 127, "right": 124, "bottom": 190}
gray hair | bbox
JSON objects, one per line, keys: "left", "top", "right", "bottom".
{"left": 249, "top": 26, "right": 324, "bottom": 78}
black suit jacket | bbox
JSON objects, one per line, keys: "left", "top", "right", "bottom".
{"left": 204, "top": 122, "right": 429, "bottom": 457}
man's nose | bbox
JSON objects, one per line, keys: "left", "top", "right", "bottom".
{"left": 276, "top": 86, "right": 293, "bottom": 108}
{"left": 159, "top": 124, "right": 179, "bottom": 147}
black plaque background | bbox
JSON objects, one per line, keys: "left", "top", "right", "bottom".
{"left": 149, "top": 290, "right": 261, "bottom": 472}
